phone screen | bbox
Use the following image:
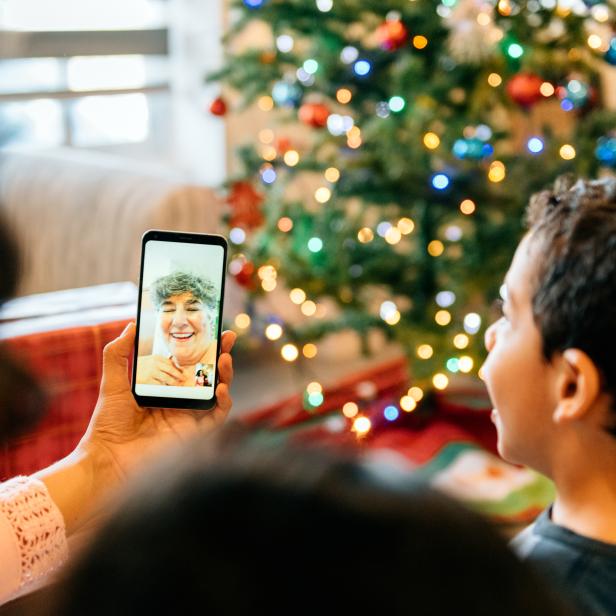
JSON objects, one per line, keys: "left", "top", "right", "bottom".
{"left": 132, "top": 231, "right": 227, "bottom": 410}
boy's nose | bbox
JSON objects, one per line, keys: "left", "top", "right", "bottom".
{"left": 484, "top": 321, "right": 498, "bottom": 352}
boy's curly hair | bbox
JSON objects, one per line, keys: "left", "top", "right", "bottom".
{"left": 526, "top": 175, "right": 616, "bottom": 429}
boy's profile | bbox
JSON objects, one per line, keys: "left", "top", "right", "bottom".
{"left": 482, "top": 175, "right": 616, "bottom": 615}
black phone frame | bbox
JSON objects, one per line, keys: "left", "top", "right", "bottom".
{"left": 131, "top": 229, "right": 228, "bottom": 410}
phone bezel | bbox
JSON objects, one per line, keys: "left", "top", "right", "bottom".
{"left": 131, "top": 229, "right": 228, "bottom": 410}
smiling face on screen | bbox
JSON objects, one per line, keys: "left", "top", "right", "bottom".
{"left": 158, "top": 292, "right": 211, "bottom": 365}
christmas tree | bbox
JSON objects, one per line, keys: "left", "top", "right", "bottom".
{"left": 210, "top": 0, "right": 616, "bottom": 406}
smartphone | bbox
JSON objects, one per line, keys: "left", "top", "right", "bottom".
{"left": 131, "top": 230, "right": 228, "bottom": 410}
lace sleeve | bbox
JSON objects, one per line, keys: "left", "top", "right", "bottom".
{"left": 0, "top": 476, "right": 68, "bottom": 600}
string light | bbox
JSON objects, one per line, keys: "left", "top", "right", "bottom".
{"left": 527, "top": 137, "right": 544, "bottom": 154}
{"left": 234, "top": 313, "right": 251, "bottom": 329}
{"left": 265, "top": 323, "right": 283, "bottom": 340}
{"left": 307, "top": 381, "right": 322, "bottom": 394}
{"left": 336, "top": 88, "right": 352, "bottom": 104}
{"left": 325, "top": 167, "right": 340, "bottom": 182}
{"left": 460, "top": 199, "right": 476, "bottom": 215}
{"left": 488, "top": 73, "right": 502, "bottom": 87}
{"left": 262, "top": 279, "right": 277, "bottom": 291}
{"left": 385, "top": 227, "right": 402, "bottom": 245}
{"left": 400, "top": 395, "right": 417, "bottom": 412}
{"left": 385, "top": 310, "right": 401, "bottom": 325}
{"left": 476, "top": 12, "right": 491, "bottom": 25}
{"left": 506, "top": 43, "right": 524, "bottom": 59}
{"left": 423, "top": 132, "right": 440, "bottom": 149}
{"left": 464, "top": 312, "right": 482, "bottom": 334}
{"left": 290, "top": 288, "right": 306, "bottom": 304}
{"left": 307, "top": 237, "right": 323, "bottom": 252}
{"left": 413, "top": 35, "right": 428, "bottom": 49}
{"left": 435, "top": 310, "right": 452, "bottom": 326}
{"left": 257, "top": 95, "right": 274, "bottom": 111}
{"left": 284, "top": 150, "right": 300, "bottom": 166}
{"left": 303, "top": 343, "right": 318, "bottom": 358}
{"left": 342, "top": 402, "right": 359, "bottom": 418}
{"left": 229, "top": 228, "right": 246, "bottom": 244}
{"left": 357, "top": 227, "right": 374, "bottom": 243}
{"left": 397, "top": 217, "right": 414, "bottom": 234}
{"left": 353, "top": 59, "right": 371, "bottom": 76}
{"left": 408, "top": 386, "right": 424, "bottom": 401}
{"left": 303, "top": 59, "right": 319, "bottom": 74}
{"left": 488, "top": 161, "right": 506, "bottom": 183}
{"left": 315, "top": 187, "right": 332, "bottom": 203}
{"left": 258, "top": 129, "right": 274, "bottom": 143}
{"left": 301, "top": 300, "right": 317, "bottom": 316}
{"left": 433, "top": 373, "right": 449, "bottom": 390}
{"left": 277, "top": 217, "right": 293, "bottom": 232}
{"left": 383, "top": 405, "right": 399, "bottom": 421}
{"left": 427, "top": 240, "right": 445, "bottom": 256}
{"left": 388, "top": 96, "right": 405, "bottom": 112}
{"left": 261, "top": 146, "right": 277, "bottom": 161}
{"left": 453, "top": 333, "right": 470, "bottom": 349}
{"left": 587, "top": 34, "right": 602, "bottom": 50}
{"left": 340, "top": 46, "right": 359, "bottom": 64}
{"left": 436, "top": 291, "right": 455, "bottom": 307}
{"left": 352, "top": 416, "right": 372, "bottom": 436}
{"left": 417, "top": 344, "right": 434, "bottom": 359}
{"left": 431, "top": 173, "right": 450, "bottom": 190}
{"left": 276, "top": 34, "right": 294, "bottom": 53}
{"left": 459, "top": 356, "right": 474, "bottom": 373}
{"left": 559, "top": 144, "right": 576, "bottom": 160}
{"left": 281, "top": 344, "right": 299, "bottom": 362}
{"left": 258, "top": 265, "right": 277, "bottom": 280}
{"left": 447, "top": 357, "right": 460, "bottom": 372}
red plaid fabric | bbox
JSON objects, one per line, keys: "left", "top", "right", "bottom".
{"left": 0, "top": 320, "right": 131, "bottom": 479}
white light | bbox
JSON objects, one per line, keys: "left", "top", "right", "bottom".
{"left": 276, "top": 35, "right": 294, "bottom": 53}
{"left": 388, "top": 96, "right": 405, "bottom": 112}
{"left": 436, "top": 291, "right": 456, "bottom": 307}
{"left": 229, "top": 227, "right": 246, "bottom": 244}
{"left": 353, "top": 60, "right": 371, "bottom": 76}
{"left": 303, "top": 59, "right": 319, "bottom": 74}
{"left": 444, "top": 225, "right": 463, "bottom": 241}
{"left": 340, "top": 46, "right": 359, "bottom": 64}
{"left": 464, "top": 312, "right": 482, "bottom": 334}
{"left": 316, "top": 0, "right": 333, "bottom": 10}
{"left": 308, "top": 237, "right": 323, "bottom": 252}
{"left": 376, "top": 221, "right": 392, "bottom": 237}
{"left": 380, "top": 300, "right": 398, "bottom": 320}
{"left": 327, "top": 113, "right": 345, "bottom": 136}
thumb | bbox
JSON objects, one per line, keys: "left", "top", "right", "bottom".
{"left": 102, "top": 322, "right": 135, "bottom": 381}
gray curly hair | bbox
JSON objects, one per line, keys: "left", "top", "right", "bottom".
{"left": 150, "top": 271, "right": 217, "bottom": 310}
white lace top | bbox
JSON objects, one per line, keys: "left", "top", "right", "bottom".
{"left": 0, "top": 476, "right": 68, "bottom": 603}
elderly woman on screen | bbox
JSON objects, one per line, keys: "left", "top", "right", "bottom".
{"left": 136, "top": 272, "right": 218, "bottom": 387}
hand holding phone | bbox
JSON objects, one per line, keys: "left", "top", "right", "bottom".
{"left": 132, "top": 230, "right": 228, "bottom": 410}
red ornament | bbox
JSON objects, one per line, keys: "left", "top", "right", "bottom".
{"left": 209, "top": 96, "right": 227, "bottom": 116}
{"left": 276, "top": 136, "right": 292, "bottom": 153}
{"left": 298, "top": 102, "right": 330, "bottom": 128}
{"left": 376, "top": 20, "right": 408, "bottom": 51}
{"left": 234, "top": 261, "right": 256, "bottom": 289}
{"left": 506, "top": 73, "right": 544, "bottom": 108}
{"left": 227, "top": 181, "right": 265, "bottom": 230}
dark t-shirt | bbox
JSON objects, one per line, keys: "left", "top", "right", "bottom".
{"left": 511, "top": 508, "right": 616, "bottom": 616}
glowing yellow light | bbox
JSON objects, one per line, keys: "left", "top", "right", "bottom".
{"left": 258, "top": 95, "right": 274, "bottom": 111}
{"left": 477, "top": 12, "right": 491, "bottom": 25}
{"left": 234, "top": 313, "right": 251, "bottom": 329}
{"left": 497, "top": 0, "right": 511, "bottom": 16}
{"left": 458, "top": 355, "right": 474, "bottom": 373}
{"left": 413, "top": 35, "right": 428, "bottom": 49}
{"left": 347, "top": 135, "right": 362, "bottom": 149}
{"left": 307, "top": 381, "right": 323, "bottom": 394}
{"left": 301, "top": 300, "right": 317, "bottom": 316}
{"left": 261, "top": 146, "right": 277, "bottom": 161}
{"left": 352, "top": 416, "right": 372, "bottom": 436}
{"left": 284, "top": 150, "right": 300, "bottom": 166}
{"left": 460, "top": 199, "right": 476, "bottom": 215}
{"left": 343, "top": 402, "right": 359, "bottom": 418}
{"left": 325, "top": 167, "right": 340, "bottom": 182}
{"left": 587, "top": 34, "right": 602, "bottom": 50}
{"left": 262, "top": 278, "right": 277, "bottom": 292}
{"left": 539, "top": 82, "right": 554, "bottom": 97}
{"left": 258, "top": 129, "right": 274, "bottom": 144}
{"left": 278, "top": 217, "right": 293, "bottom": 232}
{"left": 593, "top": 5, "right": 609, "bottom": 22}
{"left": 315, "top": 187, "right": 332, "bottom": 203}
{"left": 400, "top": 395, "right": 417, "bottom": 412}
{"left": 454, "top": 333, "right": 470, "bottom": 349}
{"left": 385, "top": 310, "right": 401, "bottom": 325}
{"left": 397, "top": 217, "right": 415, "bottom": 234}
{"left": 428, "top": 240, "right": 445, "bottom": 257}
{"left": 265, "top": 323, "right": 283, "bottom": 340}
{"left": 488, "top": 161, "right": 506, "bottom": 183}
{"left": 423, "top": 132, "right": 440, "bottom": 149}
{"left": 258, "top": 265, "right": 277, "bottom": 280}
{"left": 559, "top": 144, "right": 576, "bottom": 160}
{"left": 417, "top": 344, "right": 434, "bottom": 359}
{"left": 290, "top": 288, "right": 306, "bottom": 304}
{"left": 357, "top": 227, "right": 374, "bottom": 243}
{"left": 556, "top": 4, "right": 571, "bottom": 17}
{"left": 347, "top": 126, "right": 360, "bottom": 139}
{"left": 303, "top": 343, "right": 318, "bottom": 358}
{"left": 281, "top": 344, "right": 299, "bottom": 362}
{"left": 435, "top": 310, "right": 452, "bottom": 326}
{"left": 385, "top": 227, "right": 402, "bottom": 245}
{"left": 487, "top": 72, "right": 502, "bottom": 87}
{"left": 336, "top": 88, "right": 352, "bottom": 104}
{"left": 408, "top": 386, "right": 424, "bottom": 402}
{"left": 433, "top": 373, "right": 449, "bottom": 390}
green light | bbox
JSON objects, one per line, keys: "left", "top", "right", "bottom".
{"left": 446, "top": 357, "right": 460, "bottom": 373}
{"left": 507, "top": 43, "right": 524, "bottom": 59}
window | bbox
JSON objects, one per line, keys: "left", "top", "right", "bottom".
{"left": 0, "top": 0, "right": 170, "bottom": 148}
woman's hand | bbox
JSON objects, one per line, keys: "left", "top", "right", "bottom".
{"left": 37, "top": 322, "right": 236, "bottom": 535}
{"left": 135, "top": 353, "right": 183, "bottom": 386}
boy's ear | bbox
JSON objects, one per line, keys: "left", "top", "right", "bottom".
{"left": 553, "top": 349, "right": 600, "bottom": 424}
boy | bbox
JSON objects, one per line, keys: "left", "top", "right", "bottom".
{"left": 482, "top": 175, "right": 616, "bottom": 615}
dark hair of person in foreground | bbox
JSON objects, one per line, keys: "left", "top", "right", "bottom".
{"left": 0, "top": 214, "right": 46, "bottom": 442}
{"left": 50, "top": 425, "right": 573, "bottom": 616}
